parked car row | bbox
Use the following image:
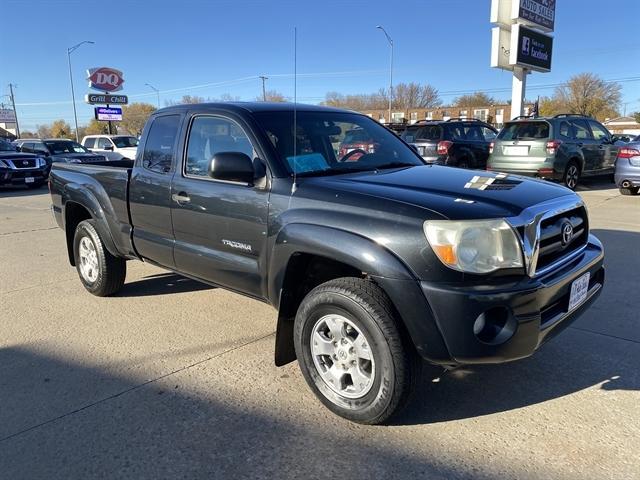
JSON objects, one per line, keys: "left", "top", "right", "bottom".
{"left": 396, "top": 113, "right": 639, "bottom": 194}
{"left": 2, "top": 135, "right": 139, "bottom": 189}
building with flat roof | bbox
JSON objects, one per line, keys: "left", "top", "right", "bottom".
{"left": 360, "top": 103, "right": 535, "bottom": 129}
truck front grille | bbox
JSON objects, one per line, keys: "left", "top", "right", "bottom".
{"left": 10, "top": 159, "right": 37, "bottom": 169}
{"left": 536, "top": 206, "right": 588, "bottom": 273}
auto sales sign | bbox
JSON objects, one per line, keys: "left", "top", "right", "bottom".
{"left": 87, "top": 67, "right": 125, "bottom": 92}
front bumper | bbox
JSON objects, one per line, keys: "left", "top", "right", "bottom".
{"left": 0, "top": 168, "right": 49, "bottom": 186}
{"left": 420, "top": 235, "right": 604, "bottom": 364}
{"left": 376, "top": 234, "right": 604, "bottom": 366}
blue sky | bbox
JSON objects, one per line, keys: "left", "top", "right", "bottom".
{"left": 1, "top": 0, "right": 639, "bottom": 131}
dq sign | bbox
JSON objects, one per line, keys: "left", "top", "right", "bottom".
{"left": 87, "top": 67, "right": 125, "bottom": 92}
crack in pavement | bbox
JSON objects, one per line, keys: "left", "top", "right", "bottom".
{"left": 569, "top": 325, "right": 640, "bottom": 345}
{"left": 0, "top": 227, "right": 58, "bottom": 236}
{"left": 0, "top": 332, "right": 275, "bottom": 443}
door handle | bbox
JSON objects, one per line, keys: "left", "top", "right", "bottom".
{"left": 172, "top": 192, "right": 191, "bottom": 204}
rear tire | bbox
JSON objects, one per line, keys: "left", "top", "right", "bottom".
{"left": 294, "top": 277, "right": 420, "bottom": 425}
{"left": 73, "top": 219, "right": 126, "bottom": 296}
{"left": 619, "top": 184, "right": 640, "bottom": 195}
{"left": 563, "top": 161, "right": 580, "bottom": 190}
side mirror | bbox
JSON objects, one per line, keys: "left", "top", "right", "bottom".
{"left": 14, "top": 145, "right": 21, "bottom": 152}
{"left": 104, "top": 145, "right": 114, "bottom": 151}
{"left": 208, "top": 151, "right": 254, "bottom": 184}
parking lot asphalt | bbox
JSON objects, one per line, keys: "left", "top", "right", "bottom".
{"left": 1, "top": 179, "right": 638, "bottom": 480}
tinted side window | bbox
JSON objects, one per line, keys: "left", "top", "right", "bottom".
{"left": 185, "top": 116, "right": 255, "bottom": 177}
{"left": 589, "top": 121, "right": 610, "bottom": 141}
{"left": 97, "top": 137, "right": 110, "bottom": 149}
{"left": 558, "top": 121, "right": 572, "bottom": 139}
{"left": 143, "top": 115, "right": 181, "bottom": 173}
{"left": 84, "top": 138, "right": 96, "bottom": 148}
{"left": 572, "top": 120, "right": 592, "bottom": 140}
{"left": 464, "top": 126, "right": 484, "bottom": 141}
{"left": 481, "top": 127, "right": 497, "bottom": 141}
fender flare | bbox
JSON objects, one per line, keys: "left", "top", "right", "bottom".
{"left": 62, "top": 183, "right": 120, "bottom": 263}
{"left": 269, "top": 224, "right": 419, "bottom": 366}
{"left": 268, "top": 223, "right": 416, "bottom": 306}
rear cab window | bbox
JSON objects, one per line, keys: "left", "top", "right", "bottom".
{"left": 84, "top": 138, "right": 96, "bottom": 148}
{"left": 142, "top": 115, "right": 181, "bottom": 174}
{"left": 497, "top": 121, "right": 550, "bottom": 140}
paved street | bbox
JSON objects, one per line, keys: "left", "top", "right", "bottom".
{"left": 0, "top": 180, "right": 638, "bottom": 480}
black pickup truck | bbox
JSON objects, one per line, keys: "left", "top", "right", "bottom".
{"left": 50, "top": 103, "right": 604, "bottom": 424}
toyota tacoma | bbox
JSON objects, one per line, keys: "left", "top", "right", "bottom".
{"left": 49, "top": 103, "right": 604, "bottom": 424}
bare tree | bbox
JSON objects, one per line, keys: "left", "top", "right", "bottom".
{"left": 379, "top": 82, "right": 442, "bottom": 110}
{"left": 453, "top": 91, "right": 496, "bottom": 107}
{"left": 50, "top": 120, "right": 72, "bottom": 138}
{"left": 256, "top": 90, "right": 287, "bottom": 102}
{"left": 550, "top": 73, "right": 621, "bottom": 120}
{"left": 36, "top": 124, "right": 52, "bottom": 138}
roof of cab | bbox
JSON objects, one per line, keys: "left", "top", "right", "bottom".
{"left": 152, "top": 102, "right": 354, "bottom": 115}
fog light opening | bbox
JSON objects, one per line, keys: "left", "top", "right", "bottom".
{"left": 473, "top": 306, "right": 516, "bottom": 345}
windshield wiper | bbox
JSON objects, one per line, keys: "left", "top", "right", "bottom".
{"left": 373, "top": 162, "right": 419, "bottom": 170}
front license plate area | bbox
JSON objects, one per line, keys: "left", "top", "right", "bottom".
{"left": 25, "top": 177, "right": 35, "bottom": 183}
{"left": 568, "top": 272, "right": 590, "bottom": 311}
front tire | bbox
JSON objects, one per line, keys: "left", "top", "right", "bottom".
{"left": 73, "top": 220, "right": 126, "bottom": 296}
{"left": 294, "top": 277, "right": 420, "bottom": 425}
{"left": 563, "top": 161, "right": 580, "bottom": 190}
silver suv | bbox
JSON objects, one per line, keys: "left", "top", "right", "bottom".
{"left": 488, "top": 114, "right": 620, "bottom": 189}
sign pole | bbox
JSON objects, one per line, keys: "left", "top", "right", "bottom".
{"left": 511, "top": 67, "right": 527, "bottom": 119}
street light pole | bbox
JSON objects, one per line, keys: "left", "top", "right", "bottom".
{"left": 67, "top": 40, "right": 94, "bottom": 142}
{"left": 376, "top": 25, "right": 393, "bottom": 124}
{"left": 145, "top": 83, "right": 160, "bottom": 108}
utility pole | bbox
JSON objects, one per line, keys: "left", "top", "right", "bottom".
{"left": 8, "top": 83, "right": 20, "bottom": 138}
{"left": 259, "top": 76, "right": 268, "bottom": 101}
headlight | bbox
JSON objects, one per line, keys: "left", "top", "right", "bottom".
{"left": 423, "top": 219, "right": 523, "bottom": 273}
{"left": 36, "top": 157, "right": 47, "bottom": 167}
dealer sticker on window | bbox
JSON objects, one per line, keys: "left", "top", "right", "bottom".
{"left": 568, "top": 272, "right": 590, "bottom": 311}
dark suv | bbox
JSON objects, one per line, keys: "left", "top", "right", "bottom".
{"left": 488, "top": 114, "right": 620, "bottom": 190}
{"left": 14, "top": 138, "right": 106, "bottom": 164}
{"left": 400, "top": 119, "right": 498, "bottom": 169}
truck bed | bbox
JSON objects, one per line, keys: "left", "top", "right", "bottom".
{"left": 50, "top": 161, "right": 136, "bottom": 259}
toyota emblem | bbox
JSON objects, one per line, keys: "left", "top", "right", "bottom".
{"left": 561, "top": 221, "right": 574, "bottom": 246}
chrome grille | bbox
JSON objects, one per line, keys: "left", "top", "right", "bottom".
{"left": 536, "top": 207, "right": 588, "bottom": 272}
{"left": 10, "top": 158, "right": 37, "bottom": 169}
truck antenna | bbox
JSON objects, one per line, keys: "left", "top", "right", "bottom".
{"left": 291, "top": 26, "right": 298, "bottom": 196}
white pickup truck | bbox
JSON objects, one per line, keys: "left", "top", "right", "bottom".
{"left": 81, "top": 135, "right": 139, "bottom": 161}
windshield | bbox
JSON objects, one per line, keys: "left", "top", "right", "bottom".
{"left": 44, "top": 140, "right": 89, "bottom": 154}
{"left": 254, "top": 111, "right": 424, "bottom": 176}
{"left": 112, "top": 136, "right": 139, "bottom": 148}
{"left": 0, "top": 139, "right": 16, "bottom": 151}
{"left": 498, "top": 121, "right": 550, "bottom": 140}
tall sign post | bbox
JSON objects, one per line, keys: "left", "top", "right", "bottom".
{"left": 490, "top": 0, "right": 555, "bottom": 119}
{"left": 85, "top": 67, "right": 127, "bottom": 134}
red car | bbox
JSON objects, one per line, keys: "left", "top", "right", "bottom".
{"left": 338, "top": 128, "right": 378, "bottom": 161}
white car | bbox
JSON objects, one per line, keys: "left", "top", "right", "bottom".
{"left": 81, "top": 135, "right": 138, "bottom": 161}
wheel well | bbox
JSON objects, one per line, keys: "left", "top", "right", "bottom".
{"left": 65, "top": 202, "right": 92, "bottom": 266}
{"left": 274, "top": 253, "right": 364, "bottom": 366}
{"left": 568, "top": 157, "right": 583, "bottom": 172}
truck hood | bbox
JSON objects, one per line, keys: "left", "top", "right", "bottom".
{"left": 0, "top": 152, "right": 38, "bottom": 160}
{"left": 304, "top": 165, "right": 574, "bottom": 220}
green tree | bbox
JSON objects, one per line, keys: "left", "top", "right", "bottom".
{"left": 120, "top": 103, "right": 157, "bottom": 136}
{"left": 633, "top": 112, "right": 640, "bottom": 123}
{"left": 453, "top": 92, "right": 496, "bottom": 107}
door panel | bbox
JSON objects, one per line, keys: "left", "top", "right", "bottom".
{"left": 129, "top": 114, "right": 182, "bottom": 268}
{"left": 588, "top": 120, "right": 616, "bottom": 171}
{"left": 571, "top": 119, "right": 598, "bottom": 171}
{"left": 171, "top": 114, "right": 269, "bottom": 298}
